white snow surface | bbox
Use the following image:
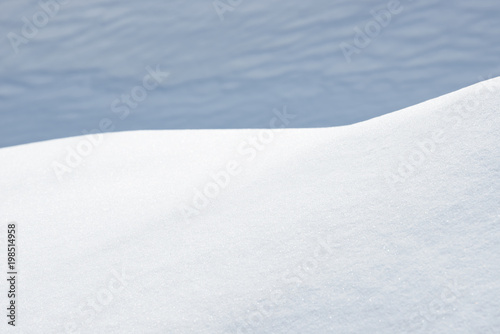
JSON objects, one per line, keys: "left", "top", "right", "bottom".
{"left": 1, "top": 78, "right": 500, "bottom": 333}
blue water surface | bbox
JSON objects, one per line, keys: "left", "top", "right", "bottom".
{"left": 1, "top": 0, "right": 499, "bottom": 147}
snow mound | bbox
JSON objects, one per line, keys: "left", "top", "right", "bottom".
{"left": 1, "top": 78, "right": 500, "bottom": 333}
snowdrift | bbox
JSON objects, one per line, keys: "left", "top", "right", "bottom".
{"left": 1, "top": 78, "right": 500, "bottom": 333}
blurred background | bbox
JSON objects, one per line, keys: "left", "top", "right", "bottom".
{"left": 1, "top": 0, "right": 500, "bottom": 148}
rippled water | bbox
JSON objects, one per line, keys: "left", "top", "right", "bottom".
{"left": 1, "top": 0, "right": 499, "bottom": 148}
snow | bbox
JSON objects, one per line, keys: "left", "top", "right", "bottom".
{"left": 1, "top": 77, "right": 500, "bottom": 333}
